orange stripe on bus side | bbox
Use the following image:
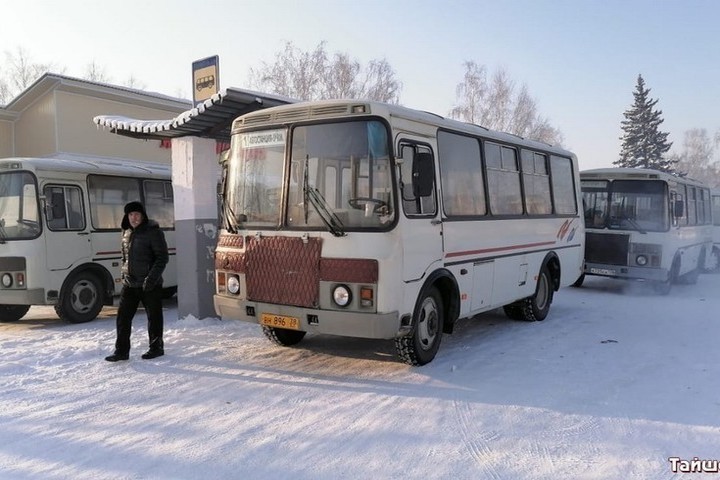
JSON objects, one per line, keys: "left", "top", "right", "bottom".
{"left": 445, "top": 241, "right": 556, "bottom": 258}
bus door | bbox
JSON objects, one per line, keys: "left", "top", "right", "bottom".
{"left": 397, "top": 140, "right": 443, "bottom": 282}
{"left": 42, "top": 184, "right": 92, "bottom": 271}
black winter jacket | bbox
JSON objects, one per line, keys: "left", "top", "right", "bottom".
{"left": 120, "top": 217, "right": 169, "bottom": 290}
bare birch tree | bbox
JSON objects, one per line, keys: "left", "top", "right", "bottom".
{"left": 449, "top": 61, "right": 563, "bottom": 145}
{"left": 672, "top": 128, "right": 720, "bottom": 186}
{"left": 84, "top": 60, "right": 112, "bottom": 83}
{"left": 0, "top": 47, "right": 60, "bottom": 104}
{"left": 249, "top": 41, "right": 402, "bottom": 103}
{"left": 122, "top": 75, "right": 147, "bottom": 91}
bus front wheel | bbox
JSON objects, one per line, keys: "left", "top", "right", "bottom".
{"left": 654, "top": 258, "right": 679, "bottom": 295}
{"left": 262, "top": 326, "right": 306, "bottom": 346}
{"left": 703, "top": 247, "right": 720, "bottom": 273}
{"left": 0, "top": 304, "right": 31, "bottom": 322}
{"left": 55, "top": 271, "right": 104, "bottom": 323}
{"left": 395, "top": 286, "right": 444, "bottom": 366}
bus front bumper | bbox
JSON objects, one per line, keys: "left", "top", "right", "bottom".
{"left": 0, "top": 288, "right": 48, "bottom": 305}
{"left": 214, "top": 295, "right": 401, "bottom": 339}
{"left": 584, "top": 262, "right": 669, "bottom": 282}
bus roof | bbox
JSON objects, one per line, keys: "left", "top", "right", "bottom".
{"left": 0, "top": 154, "right": 171, "bottom": 177}
{"left": 230, "top": 99, "right": 575, "bottom": 158}
{"left": 580, "top": 167, "right": 707, "bottom": 188}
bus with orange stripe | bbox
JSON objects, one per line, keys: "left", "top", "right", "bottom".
{"left": 213, "top": 100, "right": 584, "bottom": 365}
{"left": 0, "top": 155, "right": 177, "bottom": 323}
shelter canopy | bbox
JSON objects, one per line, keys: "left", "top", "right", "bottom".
{"left": 94, "top": 88, "right": 295, "bottom": 142}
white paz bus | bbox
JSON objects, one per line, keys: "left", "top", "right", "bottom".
{"left": 213, "top": 100, "right": 584, "bottom": 365}
{"left": 577, "top": 168, "right": 713, "bottom": 293}
{"left": 0, "top": 155, "right": 176, "bottom": 323}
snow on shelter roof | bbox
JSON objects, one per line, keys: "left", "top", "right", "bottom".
{"left": 94, "top": 88, "right": 296, "bottom": 142}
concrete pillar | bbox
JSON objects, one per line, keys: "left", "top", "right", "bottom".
{"left": 171, "top": 136, "right": 219, "bottom": 319}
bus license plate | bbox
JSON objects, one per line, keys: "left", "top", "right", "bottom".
{"left": 590, "top": 267, "right": 616, "bottom": 276}
{"left": 260, "top": 313, "right": 300, "bottom": 330}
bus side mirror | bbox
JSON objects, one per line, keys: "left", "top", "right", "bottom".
{"left": 673, "top": 199, "right": 684, "bottom": 218}
{"left": 412, "top": 152, "right": 434, "bottom": 197}
{"left": 46, "top": 192, "right": 65, "bottom": 220}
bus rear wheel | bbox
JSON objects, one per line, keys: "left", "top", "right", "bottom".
{"left": 55, "top": 271, "right": 104, "bottom": 323}
{"left": 506, "top": 266, "right": 553, "bottom": 322}
{"left": 395, "top": 286, "right": 444, "bottom": 366}
{"left": 262, "top": 326, "right": 306, "bottom": 346}
{"left": 0, "top": 304, "right": 31, "bottom": 322}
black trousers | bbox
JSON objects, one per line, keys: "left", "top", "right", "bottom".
{"left": 114, "top": 285, "right": 164, "bottom": 355}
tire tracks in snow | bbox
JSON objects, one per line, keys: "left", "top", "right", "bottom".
{"left": 453, "top": 398, "right": 502, "bottom": 479}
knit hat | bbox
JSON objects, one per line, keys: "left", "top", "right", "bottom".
{"left": 124, "top": 201, "right": 146, "bottom": 216}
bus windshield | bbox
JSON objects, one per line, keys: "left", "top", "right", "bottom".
{"left": 582, "top": 179, "right": 669, "bottom": 232}
{"left": 225, "top": 119, "right": 395, "bottom": 232}
{"left": 0, "top": 170, "right": 41, "bottom": 241}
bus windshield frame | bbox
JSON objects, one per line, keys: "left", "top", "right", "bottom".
{"left": 224, "top": 119, "right": 396, "bottom": 233}
{"left": 582, "top": 179, "right": 670, "bottom": 232}
{"left": 0, "top": 170, "right": 42, "bottom": 242}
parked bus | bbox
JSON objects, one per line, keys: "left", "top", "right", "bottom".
{"left": 710, "top": 188, "right": 720, "bottom": 272}
{"left": 576, "top": 168, "right": 713, "bottom": 293}
{"left": 0, "top": 155, "right": 176, "bottom": 323}
{"left": 213, "top": 99, "right": 584, "bottom": 365}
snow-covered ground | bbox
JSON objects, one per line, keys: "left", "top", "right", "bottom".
{"left": 2, "top": 274, "right": 719, "bottom": 480}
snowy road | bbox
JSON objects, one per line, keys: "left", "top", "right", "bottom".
{"left": 2, "top": 274, "right": 719, "bottom": 479}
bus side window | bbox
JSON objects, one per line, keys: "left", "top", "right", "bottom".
{"left": 44, "top": 185, "right": 85, "bottom": 231}
{"left": 399, "top": 143, "right": 436, "bottom": 216}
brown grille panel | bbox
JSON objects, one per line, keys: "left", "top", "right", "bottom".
{"left": 215, "top": 252, "right": 246, "bottom": 272}
{"left": 217, "top": 234, "right": 244, "bottom": 248}
{"left": 244, "top": 236, "right": 322, "bottom": 308}
{"left": 320, "top": 258, "right": 378, "bottom": 283}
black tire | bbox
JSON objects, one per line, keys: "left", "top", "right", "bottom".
{"left": 571, "top": 273, "right": 585, "bottom": 288}
{"left": 653, "top": 258, "right": 679, "bottom": 295}
{"left": 262, "top": 326, "right": 306, "bottom": 346}
{"left": 680, "top": 266, "right": 700, "bottom": 285}
{"left": 54, "top": 271, "right": 104, "bottom": 323}
{"left": 512, "top": 265, "right": 553, "bottom": 322}
{"left": 0, "top": 304, "right": 31, "bottom": 322}
{"left": 502, "top": 304, "right": 524, "bottom": 320}
{"left": 395, "top": 286, "right": 444, "bottom": 366}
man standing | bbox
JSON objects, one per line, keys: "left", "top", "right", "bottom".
{"left": 105, "top": 201, "right": 169, "bottom": 362}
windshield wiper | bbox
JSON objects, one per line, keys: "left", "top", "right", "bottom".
{"left": 306, "top": 187, "right": 346, "bottom": 237}
{"left": 302, "top": 157, "right": 345, "bottom": 237}
{"left": 620, "top": 215, "right": 647, "bottom": 234}
{"left": 610, "top": 213, "right": 646, "bottom": 234}
{"left": 222, "top": 201, "right": 241, "bottom": 234}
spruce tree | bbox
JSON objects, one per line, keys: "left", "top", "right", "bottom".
{"left": 615, "top": 75, "right": 675, "bottom": 172}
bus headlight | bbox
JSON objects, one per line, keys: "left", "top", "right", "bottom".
{"left": 636, "top": 255, "right": 648, "bottom": 266}
{"left": 227, "top": 275, "right": 240, "bottom": 295}
{"left": 1, "top": 273, "right": 12, "bottom": 288}
{"left": 332, "top": 284, "right": 352, "bottom": 307}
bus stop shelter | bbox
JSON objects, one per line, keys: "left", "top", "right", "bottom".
{"left": 94, "top": 88, "right": 294, "bottom": 319}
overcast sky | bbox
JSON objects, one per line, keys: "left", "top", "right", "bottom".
{"left": 3, "top": 0, "right": 719, "bottom": 170}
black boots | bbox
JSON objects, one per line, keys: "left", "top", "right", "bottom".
{"left": 141, "top": 349, "right": 164, "bottom": 360}
{"left": 142, "top": 338, "right": 164, "bottom": 359}
{"left": 105, "top": 353, "right": 129, "bottom": 362}
{"left": 105, "top": 351, "right": 163, "bottom": 361}
{"left": 106, "top": 339, "right": 163, "bottom": 361}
